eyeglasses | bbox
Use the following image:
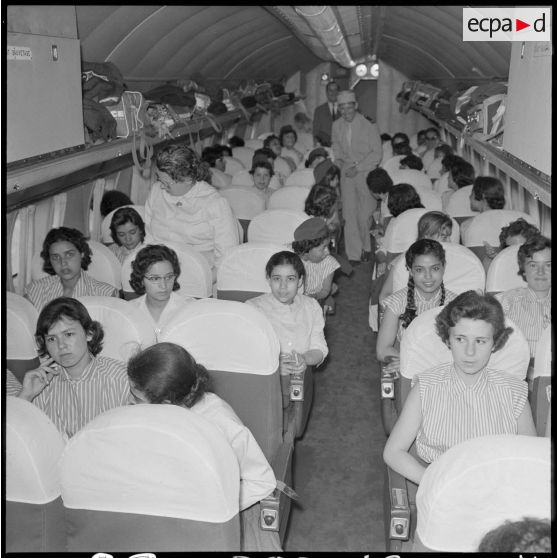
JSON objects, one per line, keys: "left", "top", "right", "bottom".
{"left": 143, "top": 273, "right": 177, "bottom": 284}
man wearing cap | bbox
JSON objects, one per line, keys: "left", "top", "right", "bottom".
{"left": 313, "top": 81, "right": 340, "bottom": 147}
{"left": 332, "top": 89, "right": 382, "bottom": 263}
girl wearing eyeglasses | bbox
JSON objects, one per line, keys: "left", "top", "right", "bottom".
{"left": 128, "top": 244, "right": 192, "bottom": 340}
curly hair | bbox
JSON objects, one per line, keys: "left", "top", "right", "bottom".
{"left": 292, "top": 233, "right": 331, "bottom": 256}
{"left": 417, "top": 211, "right": 453, "bottom": 241}
{"left": 129, "top": 244, "right": 181, "bottom": 295}
{"left": 127, "top": 342, "right": 212, "bottom": 408}
{"left": 249, "top": 160, "right": 274, "bottom": 177}
{"left": 304, "top": 183, "right": 338, "bottom": 219}
{"left": 400, "top": 239, "right": 447, "bottom": 329}
{"left": 156, "top": 144, "right": 210, "bottom": 183}
{"left": 366, "top": 168, "right": 393, "bottom": 194}
{"left": 517, "top": 235, "right": 551, "bottom": 279}
{"left": 40, "top": 227, "right": 92, "bottom": 275}
{"left": 449, "top": 159, "right": 475, "bottom": 188}
{"left": 253, "top": 147, "right": 277, "bottom": 163}
{"left": 35, "top": 297, "right": 104, "bottom": 357}
{"left": 435, "top": 290, "right": 513, "bottom": 352}
{"left": 391, "top": 132, "right": 410, "bottom": 147}
{"left": 265, "top": 251, "right": 305, "bottom": 280}
{"left": 400, "top": 154, "right": 423, "bottom": 171}
{"left": 263, "top": 134, "right": 280, "bottom": 150}
{"left": 434, "top": 143, "right": 453, "bottom": 159}
{"left": 499, "top": 218, "right": 540, "bottom": 250}
{"left": 472, "top": 176, "right": 506, "bottom": 209}
{"left": 478, "top": 517, "right": 551, "bottom": 553}
{"left": 110, "top": 207, "right": 146, "bottom": 246}
{"left": 387, "top": 183, "right": 424, "bottom": 218}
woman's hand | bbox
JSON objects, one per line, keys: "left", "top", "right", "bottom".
{"left": 19, "top": 357, "right": 61, "bottom": 401}
{"left": 280, "top": 352, "right": 307, "bottom": 375}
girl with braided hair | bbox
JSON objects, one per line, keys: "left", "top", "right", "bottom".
{"left": 127, "top": 342, "right": 276, "bottom": 511}
{"left": 376, "top": 239, "right": 457, "bottom": 369}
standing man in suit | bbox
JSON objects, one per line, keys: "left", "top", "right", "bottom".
{"left": 332, "top": 90, "right": 382, "bottom": 263}
{"left": 313, "top": 81, "right": 340, "bottom": 146}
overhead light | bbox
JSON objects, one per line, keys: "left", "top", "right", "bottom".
{"left": 321, "top": 72, "right": 330, "bottom": 81}
{"left": 370, "top": 63, "right": 379, "bottom": 78}
{"left": 355, "top": 64, "right": 368, "bottom": 77}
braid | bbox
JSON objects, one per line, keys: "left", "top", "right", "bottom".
{"left": 440, "top": 281, "right": 446, "bottom": 306}
{"left": 182, "top": 364, "right": 211, "bottom": 408}
{"left": 400, "top": 276, "right": 417, "bottom": 329}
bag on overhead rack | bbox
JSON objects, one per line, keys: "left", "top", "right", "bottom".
{"left": 82, "top": 61, "right": 125, "bottom": 104}
{"left": 107, "top": 91, "right": 146, "bottom": 138}
{"left": 82, "top": 97, "right": 117, "bottom": 143}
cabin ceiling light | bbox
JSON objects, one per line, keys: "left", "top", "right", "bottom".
{"left": 294, "top": 5, "right": 355, "bottom": 68}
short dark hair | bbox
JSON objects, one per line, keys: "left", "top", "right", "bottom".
{"left": 434, "top": 143, "right": 453, "bottom": 159}
{"left": 499, "top": 218, "right": 540, "bottom": 250}
{"left": 279, "top": 126, "right": 298, "bottom": 146}
{"left": 405, "top": 238, "right": 446, "bottom": 269}
{"left": 201, "top": 145, "right": 224, "bottom": 168}
{"left": 478, "top": 517, "right": 551, "bottom": 552}
{"left": 265, "top": 251, "right": 305, "bottom": 280}
{"left": 263, "top": 135, "right": 280, "bottom": 150}
{"left": 35, "top": 297, "right": 104, "bottom": 357}
{"left": 388, "top": 183, "right": 424, "bottom": 218}
{"left": 435, "top": 290, "right": 512, "bottom": 352}
{"left": 517, "top": 235, "right": 551, "bottom": 279}
{"left": 472, "top": 176, "right": 506, "bottom": 209}
{"left": 40, "top": 227, "right": 92, "bottom": 275}
{"left": 100, "top": 190, "right": 132, "bottom": 219}
{"left": 392, "top": 142, "right": 412, "bottom": 156}
{"left": 391, "top": 132, "right": 410, "bottom": 147}
{"left": 249, "top": 160, "right": 274, "bottom": 177}
{"left": 217, "top": 144, "right": 232, "bottom": 158}
{"left": 110, "top": 207, "right": 146, "bottom": 246}
{"left": 129, "top": 244, "right": 181, "bottom": 295}
{"left": 367, "top": 168, "right": 393, "bottom": 194}
{"left": 418, "top": 211, "right": 453, "bottom": 240}
{"left": 305, "top": 183, "right": 338, "bottom": 219}
{"left": 156, "top": 144, "right": 210, "bottom": 183}
{"left": 380, "top": 133, "right": 392, "bottom": 142}
{"left": 449, "top": 159, "right": 475, "bottom": 188}
{"left": 400, "top": 154, "right": 423, "bottom": 171}
{"left": 253, "top": 147, "right": 276, "bottom": 163}
{"left": 127, "top": 342, "right": 211, "bottom": 408}
{"left": 229, "top": 135, "right": 245, "bottom": 148}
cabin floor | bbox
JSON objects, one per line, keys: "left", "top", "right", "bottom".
{"left": 284, "top": 258, "right": 386, "bottom": 551}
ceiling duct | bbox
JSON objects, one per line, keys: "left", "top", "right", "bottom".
{"left": 294, "top": 6, "right": 355, "bottom": 68}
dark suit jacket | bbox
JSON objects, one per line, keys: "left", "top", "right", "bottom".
{"left": 313, "top": 102, "right": 337, "bottom": 146}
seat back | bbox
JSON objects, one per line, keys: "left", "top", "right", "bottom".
{"left": 245, "top": 138, "right": 264, "bottom": 150}
{"left": 248, "top": 209, "right": 309, "bottom": 246}
{"left": 60, "top": 404, "right": 240, "bottom": 551}
{"left": 285, "top": 169, "right": 315, "bottom": 188}
{"left": 232, "top": 146, "right": 255, "bottom": 169}
{"left": 463, "top": 210, "right": 539, "bottom": 248}
{"left": 216, "top": 243, "right": 285, "bottom": 301}
{"left": 383, "top": 208, "right": 429, "bottom": 255}
{"left": 267, "top": 186, "right": 310, "bottom": 212}
{"left": 100, "top": 204, "right": 145, "bottom": 244}
{"left": 160, "top": 299, "right": 283, "bottom": 462}
{"left": 224, "top": 155, "right": 245, "bottom": 176}
{"left": 416, "top": 188, "right": 443, "bottom": 212}
{"left": 391, "top": 242, "right": 485, "bottom": 295}
{"left": 390, "top": 169, "right": 433, "bottom": 192}
{"left": 381, "top": 155, "right": 405, "bottom": 178}
{"left": 220, "top": 187, "right": 266, "bottom": 220}
{"left": 400, "top": 307, "right": 531, "bottom": 388}
{"left": 77, "top": 296, "right": 157, "bottom": 360}
{"left": 120, "top": 242, "right": 212, "bottom": 299}
{"left": 6, "top": 291, "right": 40, "bottom": 381}
{"left": 486, "top": 244, "right": 526, "bottom": 294}
{"left": 415, "top": 435, "right": 551, "bottom": 552}
{"left": 210, "top": 168, "right": 233, "bottom": 189}
{"left": 32, "top": 240, "right": 122, "bottom": 289}
{"left": 6, "top": 397, "right": 66, "bottom": 552}
{"left": 274, "top": 157, "right": 293, "bottom": 179}
{"left": 531, "top": 324, "right": 552, "bottom": 436}
{"left": 231, "top": 169, "right": 253, "bottom": 187}
{"left": 445, "top": 185, "right": 478, "bottom": 219}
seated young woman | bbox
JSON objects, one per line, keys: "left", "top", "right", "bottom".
{"left": 376, "top": 238, "right": 457, "bottom": 369}
{"left": 108, "top": 206, "right": 146, "bottom": 264}
{"left": 128, "top": 244, "right": 192, "bottom": 340}
{"left": 25, "top": 227, "right": 118, "bottom": 312}
{"left": 383, "top": 290, "right": 536, "bottom": 485}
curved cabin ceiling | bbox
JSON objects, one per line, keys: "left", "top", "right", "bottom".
{"left": 77, "top": 5, "right": 511, "bottom": 85}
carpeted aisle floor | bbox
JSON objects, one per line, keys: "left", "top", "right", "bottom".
{"left": 284, "top": 259, "right": 387, "bottom": 552}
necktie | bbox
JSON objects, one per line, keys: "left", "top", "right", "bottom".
{"left": 331, "top": 103, "right": 336, "bottom": 119}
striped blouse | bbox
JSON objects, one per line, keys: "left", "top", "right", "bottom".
{"left": 25, "top": 271, "right": 118, "bottom": 312}
{"left": 6, "top": 369, "right": 23, "bottom": 397}
{"left": 302, "top": 255, "right": 341, "bottom": 297}
{"left": 413, "top": 363, "right": 528, "bottom": 464}
{"left": 383, "top": 286, "right": 457, "bottom": 341}
{"left": 32, "top": 355, "right": 130, "bottom": 439}
{"left": 496, "top": 287, "right": 551, "bottom": 358}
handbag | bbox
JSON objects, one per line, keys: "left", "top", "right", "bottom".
{"left": 107, "top": 91, "right": 145, "bottom": 138}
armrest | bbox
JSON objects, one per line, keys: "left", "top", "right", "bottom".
{"left": 259, "top": 436, "right": 295, "bottom": 544}
{"left": 383, "top": 465, "right": 412, "bottom": 552}
{"left": 380, "top": 362, "right": 400, "bottom": 437}
{"left": 530, "top": 376, "right": 551, "bottom": 437}
{"left": 287, "top": 365, "right": 314, "bottom": 439}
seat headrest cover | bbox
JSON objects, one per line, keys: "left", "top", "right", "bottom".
{"left": 533, "top": 325, "right": 552, "bottom": 379}
{"left": 217, "top": 243, "right": 285, "bottom": 292}
{"left": 400, "top": 308, "right": 530, "bottom": 380}
{"left": 6, "top": 292, "right": 39, "bottom": 359}
{"left": 77, "top": 296, "right": 156, "bottom": 361}
{"left": 161, "top": 299, "right": 280, "bottom": 375}
{"left": 416, "top": 434, "right": 551, "bottom": 552}
{"left": 60, "top": 404, "right": 240, "bottom": 522}
{"left": 384, "top": 208, "right": 428, "bottom": 253}
{"left": 6, "top": 397, "right": 66, "bottom": 504}
{"left": 463, "top": 210, "right": 539, "bottom": 247}
{"left": 164, "top": 241, "right": 213, "bottom": 298}
{"left": 248, "top": 209, "right": 309, "bottom": 245}
{"left": 486, "top": 244, "right": 526, "bottom": 292}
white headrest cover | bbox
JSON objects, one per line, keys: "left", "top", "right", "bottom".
{"left": 285, "top": 170, "right": 315, "bottom": 188}
{"left": 533, "top": 325, "right": 552, "bottom": 379}
{"left": 217, "top": 243, "right": 285, "bottom": 292}
{"left": 6, "top": 397, "right": 66, "bottom": 504}
{"left": 165, "top": 241, "right": 213, "bottom": 298}
{"left": 60, "top": 404, "right": 239, "bottom": 522}
{"left": 400, "top": 307, "right": 530, "bottom": 380}
{"left": 77, "top": 296, "right": 157, "bottom": 361}
{"left": 463, "top": 210, "right": 539, "bottom": 247}
{"left": 416, "top": 434, "right": 551, "bottom": 552}
{"left": 161, "top": 299, "right": 280, "bottom": 375}
{"left": 486, "top": 244, "right": 526, "bottom": 292}
{"left": 221, "top": 187, "right": 266, "bottom": 220}
{"left": 384, "top": 208, "right": 428, "bottom": 253}
{"left": 267, "top": 186, "right": 310, "bottom": 211}
{"left": 392, "top": 242, "right": 486, "bottom": 294}
{"left": 6, "top": 292, "right": 39, "bottom": 359}
{"left": 248, "top": 209, "right": 309, "bottom": 245}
